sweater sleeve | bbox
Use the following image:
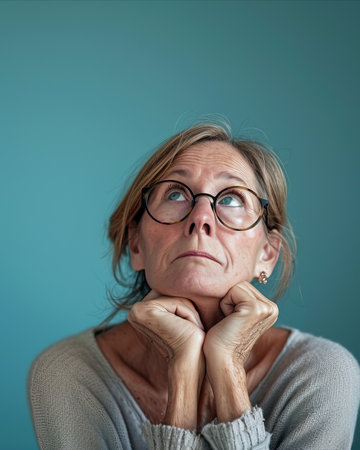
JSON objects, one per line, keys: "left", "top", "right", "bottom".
{"left": 142, "top": 406, "right": 270, "bottom": 450}
{"left": 142, "top": 422, "right": 204, "bottom": 450}
{"left": 201, "top": 406, "right": 271, "bottom": 450}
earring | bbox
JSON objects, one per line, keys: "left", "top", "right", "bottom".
{"left": 258, "top": 271, "right": 268, "bottom": 284}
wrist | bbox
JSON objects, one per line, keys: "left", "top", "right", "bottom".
{"left": 164, "top": 372, "right": 203, "bottom": 429}
{"left": 169, "top": 330, "right": 204, "bottom": 363}
{"left": 164, "top": 349, "right": 205, "bottom": 429}
{"left": 206, "top": 358, "right": 251, "bottom": 423}
{"left": 168, "top": 348, "right": 205, "bottom": 388}
{"left": 206, "top": 353, "right": 246, "bottom": 384}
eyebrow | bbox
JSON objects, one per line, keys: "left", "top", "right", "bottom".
{"left": 165, "top": 168, "right": 247, "bottom": 186}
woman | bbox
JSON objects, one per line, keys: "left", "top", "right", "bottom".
{"left": 28, "top": 124, "right": 360, "bottom": 449}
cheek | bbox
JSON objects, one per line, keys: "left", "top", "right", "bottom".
{"left": 138, "top": 215, "right": 160, "bottom": 251}
{"left": 242, "top": 226, "right": 264, "bottom": 246}
{"left": 137, "top": 220, "right": 175, "bottom": 268}
{"left": 230, "top": 227, "right": 265, "bottom": 273}
{"left": 138, "top": 229, "right": 156, "bottom": 266}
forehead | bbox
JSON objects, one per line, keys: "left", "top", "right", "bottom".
{"left": 165, "top": 141, "right": 258, "bottom": 189}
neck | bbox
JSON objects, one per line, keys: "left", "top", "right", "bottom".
{"left": 188, "top": 293, "right": 265, "bottom": 374}
{"left": 190, "top": 295, "right": 225, "bottom": 331}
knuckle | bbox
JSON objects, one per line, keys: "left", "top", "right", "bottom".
{"left": 129, "top": 302, "right": 149, "bottom": 322}
{"left": 256, "top": 301, "right": 276, "bottom": 320}
{"left": 272, "top": 302, "right": 279, "bottom": 316}
{"left": 128, "top": 303, "right": 140, "bottom": 323}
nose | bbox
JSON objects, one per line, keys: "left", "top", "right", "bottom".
{"left": 184, "top": 195, "right": 216, "bottom": 237}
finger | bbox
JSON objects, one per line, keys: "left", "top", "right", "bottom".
{"left": 154, "top": 300, "right": 204, "bottom": 330}
{"left": 143, "top": 295, "right": 205, "bottom": 331}
{"left": 241, "top": 283, "right": 279, "bottom": 318}
{"left": 173, "top": 303, "right": 204, "bottom": 330}
{"left": 230, "top": 285, "right": 279, "bottom": 322}
{"left": 220, "top": 282, "right": 277, "bottom": 318}
{"left": 220, "top": 283, "right": 253, "bottom": 316}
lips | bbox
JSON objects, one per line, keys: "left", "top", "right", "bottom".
{"left": 176, "top": 251, "right": 221, "bottom": 264}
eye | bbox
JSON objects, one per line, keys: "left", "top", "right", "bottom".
{"left": 167, "top": 191, "right": 186, "bottom": 201}
{"left": 164, "top": 184, "right": 189, "bottom": 202}
{"left": 218, "top": 192, "right": 244, "bottom": 207}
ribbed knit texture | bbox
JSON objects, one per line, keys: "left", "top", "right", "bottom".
{"left": 201, "top": 407, "right": 270, "bottom": 449}
{"left": 27, "top": 326, "right": 360, "bottom": 449}
{"left": 143, "top": 422, "right": 203, "bottom": 450}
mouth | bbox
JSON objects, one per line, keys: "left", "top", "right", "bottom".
{"left": 176, "top": 251, "right": 221, "bottom": 265}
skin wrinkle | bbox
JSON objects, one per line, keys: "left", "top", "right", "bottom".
{"left": 131, "top": 142, "right": 271, "bottom": 315}
{"left": 97, "top": 139, "right": 287, "bottom": 429}
{"left": 162, "top": 145, "right": 264, "bottom": 199}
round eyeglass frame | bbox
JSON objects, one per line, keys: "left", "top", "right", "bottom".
{"left": 141, "top": 179, "right": 269, "bottom": 231}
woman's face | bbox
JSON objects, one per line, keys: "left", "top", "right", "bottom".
{"left": 129, "top": 141, "right": 279, "bottom": 301}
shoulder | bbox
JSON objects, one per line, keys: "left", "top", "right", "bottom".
{"left": 259, "top": 327, "right": 359, "bottom": 403}
{"left": 261, "top": 328, "right": 360, "bottom": 448}
{"left": 284, "top": 328, "right": 360, "bottom": 381}
{"left": 27, "top": 326, "right": 118, "bottom": 411}
{"left": 28, "top": 328, "right": 99, "bottom": 386}
{"left": 27, "top": 327, "right": 143, "bottom": 449}
{"left": 258, "top": 327, "right": 360, "bottom": 416}
{"left": 274, "top": 328, "right": 360, "bottom": 396}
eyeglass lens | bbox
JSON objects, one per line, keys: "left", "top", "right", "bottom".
{"left": 145, "top": 181, "right": 263, "bottom": 230}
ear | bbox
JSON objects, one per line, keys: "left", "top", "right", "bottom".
{"left": 128, "top": 221, "right": 145, "bottom": 271}
{"left": 254, "top": 230, "right": 282, "bottom": 279}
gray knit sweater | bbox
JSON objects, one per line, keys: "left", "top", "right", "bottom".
{"left": 27, "top": 326, "right": 360, "bottom": 449}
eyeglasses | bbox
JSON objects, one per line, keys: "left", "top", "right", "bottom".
{"left": 142, "top": 180, "right": 268, "bottom": 231}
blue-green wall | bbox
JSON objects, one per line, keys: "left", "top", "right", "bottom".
{"left": 1, "top": 1, "right": 359, "bottom": 448}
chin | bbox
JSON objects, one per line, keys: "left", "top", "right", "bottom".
{"left": 152, "top": 272, "right": 232, "bottom": 301}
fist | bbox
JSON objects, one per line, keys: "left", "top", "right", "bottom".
{"left": 203, "top": 282, "right": 278, "bottom": 365}
{"left": 128, "top": 290, "right": 205, "bottom": 360}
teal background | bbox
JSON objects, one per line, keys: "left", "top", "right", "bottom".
{"left": 1, "top": 1, "right": 359, "bottom": 448}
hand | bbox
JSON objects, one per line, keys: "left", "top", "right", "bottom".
{"left": 202, "top": 282, "right": 278, "bottom": 422}
{"left": 203, "top": 281, "right": 279, "bottom": 366}
{"left": 128, "top": 289, "right": 205, "bottom": 361}
{"left": 128, "top": 290, "right": 206, "bottom": 429}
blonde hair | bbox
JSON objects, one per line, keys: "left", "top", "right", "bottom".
{"left": 105, "top": 124, "right": 296, "bottom": 321}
